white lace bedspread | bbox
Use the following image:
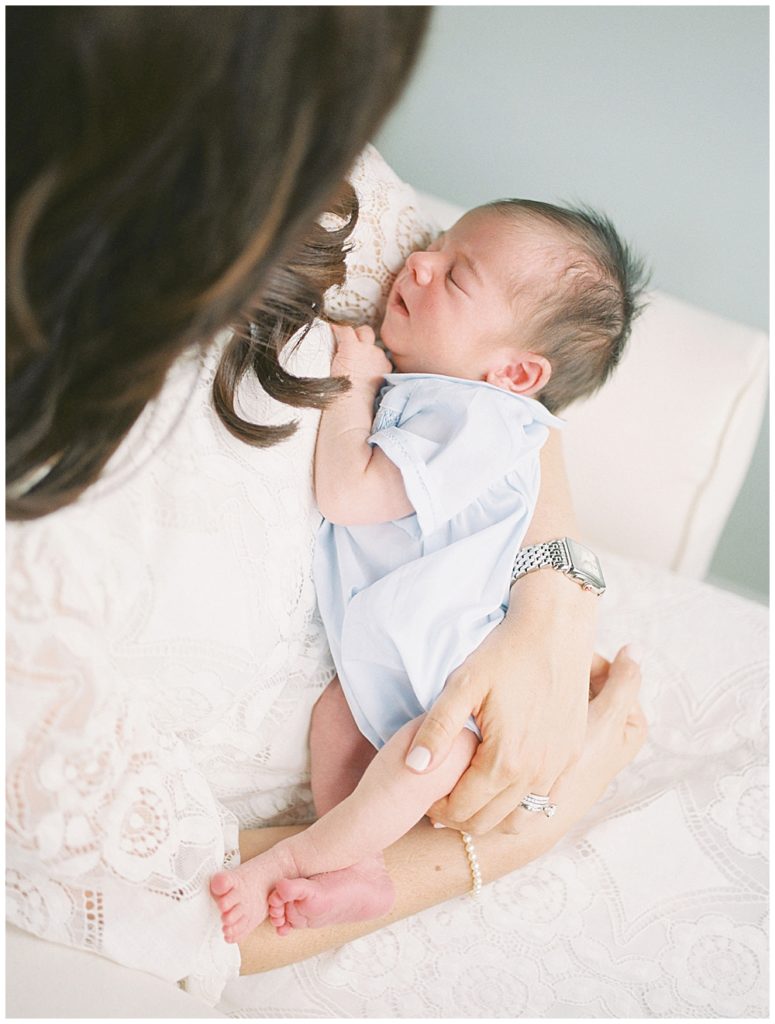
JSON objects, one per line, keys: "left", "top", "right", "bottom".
{"left": 218, "top": 557, "right": 768, "bottom": 1018}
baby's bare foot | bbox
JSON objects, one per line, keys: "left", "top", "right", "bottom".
{"left": 211, "top": 845, "right": 296, "bottom": 943}
{"left": 267, "top": 856, "right": 395, "bottom": 936}
{"left": 210, "top": 866, "right": 267, "bottom": 944}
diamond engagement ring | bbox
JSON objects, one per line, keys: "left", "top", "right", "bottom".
{"left": 520, "top": 793, "right": 557, "bottom": 817}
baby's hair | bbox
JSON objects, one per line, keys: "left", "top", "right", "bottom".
{"left": 484, "top": 199, "right": 650, "bottom": 413}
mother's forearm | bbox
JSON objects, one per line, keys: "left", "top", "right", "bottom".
{"left": 523, "top": 428, "right": 579, "bottom": 543}
{"left": 237, "top": 816, "right": 564, "bottom": 975}
{"left": 505, "top": 429, "right": 597, "bottom": 645}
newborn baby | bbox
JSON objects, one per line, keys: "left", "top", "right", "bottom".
{"left": 211, "top": 199, "right": 647, "bottom": 942}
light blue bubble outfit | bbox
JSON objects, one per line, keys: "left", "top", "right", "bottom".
{"left": 313, "top": 373, "right": 564, "bottom": 750}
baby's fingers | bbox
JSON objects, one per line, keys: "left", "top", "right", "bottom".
{"left": 330, "top": 323, "right": 357, "bottom": 345}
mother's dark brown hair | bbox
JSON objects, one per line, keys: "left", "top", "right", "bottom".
{"left": 7, "top": 7, "right": 430, "bottom": 519}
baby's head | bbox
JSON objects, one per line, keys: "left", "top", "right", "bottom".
{"left": 381, "top": 199, "right": 648, "bottom": 412}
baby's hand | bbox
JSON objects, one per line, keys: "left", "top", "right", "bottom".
{"left": 331, "top": 324, "right": 392, "bottom": 391}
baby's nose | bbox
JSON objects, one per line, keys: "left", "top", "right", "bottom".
{"left": 406, "top": 251, "right": 435, "bottom": 286}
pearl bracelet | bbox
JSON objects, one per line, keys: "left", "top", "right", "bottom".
{"left": 460, "top": 831, "right": 482, "bottom": 897}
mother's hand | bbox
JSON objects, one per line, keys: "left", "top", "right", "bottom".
{"left": 473, "top": 646, "right": 646, "bottom": 848}
{"left": 408, "top": 627, "right": 643, "bottom": 835}
{"left": 404, "top": 566, "right": 596, "bottom": 833}
{"left": 541, "top": 647, "right": 647, "bottom": 833}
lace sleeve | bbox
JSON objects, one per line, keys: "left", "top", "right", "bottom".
{"left": 6, "top": 522, "right": 241, "bottom": 1004}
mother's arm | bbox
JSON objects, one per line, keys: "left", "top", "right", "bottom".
{"left": 237, "top": 647, "right": 645, "bottom": 974}
{"left": 406, "top": 429, "right": 601, "bottom": 835}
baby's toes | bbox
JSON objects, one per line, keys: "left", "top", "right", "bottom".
{"left": 270, "top": 915, "right": 288, "bottom": 935}
{"left": 222, "top": 904, "right": 244, "bottom": 926}
{"left": 274, "top": 877, "right": 312, "bottom": 903}
{"left": 210, "top": 870, "right": 235, "bottom": 898}
{"left": 223, "top": 916, "right": 246, "bottom": 943}
{"left": 284, "top": 901, "right": 310, "bottom": 930}
{"left": 215, "top": 889, "right": 241, "bottom": 914}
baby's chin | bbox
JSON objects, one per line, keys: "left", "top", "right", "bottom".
{"left": 378, "top": 318, "right": 396, "bottom": 355}
{"left": 389, "top": 353, "right": 420, "bottom": 375}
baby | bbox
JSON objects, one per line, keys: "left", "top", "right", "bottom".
{"left": 210, "top": 199, "right": 646, "bottom": 942}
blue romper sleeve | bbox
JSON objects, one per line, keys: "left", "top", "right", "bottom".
{"left": 368, "top": 376, "right": 559, "bottom": 535}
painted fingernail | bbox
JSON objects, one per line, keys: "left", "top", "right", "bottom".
{"left": 405, "top": 746, "right": 431, "bottom": 771}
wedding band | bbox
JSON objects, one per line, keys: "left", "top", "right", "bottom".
{"left": 520, "top": 793, "right": 557, "bottom": 818}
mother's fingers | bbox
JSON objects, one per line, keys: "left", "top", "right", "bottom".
{"left": 626, "top": 699, "right": 649, "bottom": 743}
{"left": 428, "top": 760, "right": 501, "bottom": 827}
{"left": 433, "top": 787, "right": 515, "bottom": 836}
{"left": 588, "top": 645, "right": 642, "bottom": 721}
{"left": 431, "top": 759, "right": 562, "bottom": 835}
{"left": 497, "top": 801, "right": 560, "bottom": 836}
{"left": 441, "top": 772, "right": 557, "bottom": 836}
{"left": 589, "top": 652, "right": 611, "bottom": 699}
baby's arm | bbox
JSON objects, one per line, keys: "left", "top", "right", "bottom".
{"left": 315, "top": 324, "right": 414, "bottom": 525}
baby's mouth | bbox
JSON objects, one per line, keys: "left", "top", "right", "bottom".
{"left": 392, "top": 280, "right": 410, "bottom": 317}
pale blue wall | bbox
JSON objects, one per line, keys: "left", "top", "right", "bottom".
{"left": 375, "top": 5, "right": 768, "bottom": 602}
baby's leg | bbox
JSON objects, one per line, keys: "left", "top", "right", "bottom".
{"left": 212, "top": 677, "right": 380, "bottom": 940}
{"left": 268, "top": 678, "right": 393, "bottom": 934}
{"left": 212, "top": 712, "right": 477, "bottom": 942}
{"left": 309, "top": 676, "right": 378, "bottom": 815}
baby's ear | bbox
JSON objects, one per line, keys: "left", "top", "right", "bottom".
{"left": 485, "top": 352, "right": 552, "bottom": 396}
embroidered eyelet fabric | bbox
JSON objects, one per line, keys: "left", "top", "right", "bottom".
{"left": 6, "top": 145, "right": 768, "bottom": 1016}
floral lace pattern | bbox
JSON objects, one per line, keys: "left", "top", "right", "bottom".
{"left": 218, "top": 555, "right": 768, "bottom": 1018}
{"left": 6, "top": 322, "right": 343, "bottom": 1002}
{"left": 5, "top": 144, "right": 436, "bottom": 1005}
{"left": 7, "top": 144, "right": 767, "bottom": 1016}
{"left": 323, "top": 145, "right": 438, "bottom": 326}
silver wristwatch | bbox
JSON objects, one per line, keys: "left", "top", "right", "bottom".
{"left": 510, "top": 538, "right": 606, "bottom": 595}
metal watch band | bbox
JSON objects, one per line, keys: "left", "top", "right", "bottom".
{"left": 510, "top": 538, "right": 606, "bottom": 595}
{"left": 511, "top": 540, "right": 568, "bottom": 580}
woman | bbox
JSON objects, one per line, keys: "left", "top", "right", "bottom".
{"left": 6, "top": 8, "right": 645, "bottom": 1003}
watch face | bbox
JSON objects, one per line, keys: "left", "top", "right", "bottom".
{"left": 565, "top": 538, "right": 606, "bottom": 590}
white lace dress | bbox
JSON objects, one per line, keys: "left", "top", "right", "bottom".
{"left": 5, "top": 145, "right": 437, "bottom": 1004}
{"left": 6, "top": 322, "right": 337, "bottom": 999}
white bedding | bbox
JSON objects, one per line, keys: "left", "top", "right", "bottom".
{"left": 218, "top": 554, "right": 768, "bottom": 1017}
